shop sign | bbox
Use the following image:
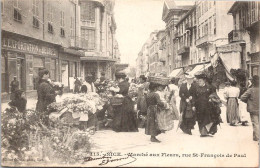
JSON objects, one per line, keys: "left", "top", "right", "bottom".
{"left": 217, "top": 43, "right": 242, "bottom": 53}
{"left": 2, "top": 38, "right": 56, "bottom": 56}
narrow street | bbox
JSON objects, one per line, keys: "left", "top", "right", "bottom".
{"left": 2, "top": 91, "right": 258, "bottom": 167}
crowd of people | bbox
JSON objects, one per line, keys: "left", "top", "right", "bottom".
{"left": 7, "top": 67, "right": 259, "bottom": 143}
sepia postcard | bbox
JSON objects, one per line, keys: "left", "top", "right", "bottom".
{"left": 1, "top": 0, "right": 259, "bottom": 167}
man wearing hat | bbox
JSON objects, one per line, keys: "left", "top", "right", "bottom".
{"left": 10, "top": 76, "right": 19, "bottom": 101}
{"left": 82, "top": 74, "right": 96, "bottom": 93}
{"left": 179, "top": 73, "right": 197, "bottom": 135}
{"left": 137, "top": 75, "right": 149, "bottom": 128}
{"left": 100, "top": 72, "right": 106, "bottom": 83}
{"left": 193, "top": 73, "right": 217, "bottom": 137}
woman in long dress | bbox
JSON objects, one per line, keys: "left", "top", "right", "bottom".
{"left": 112, "top": 72, "right": 138, "bottom": 132}
{"left": 224, "top": 80, "right": 240, "bottom": 126}
{"left": 145, "top": 82, "right": 167, "bottom": 143}
{"left": 168, "top": 78, "right": 179, "bottom": 120}
{"left": 36, "top": 68, "right": 57, "bottom": 125}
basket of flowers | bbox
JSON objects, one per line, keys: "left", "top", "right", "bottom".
{"left": 148, "top": 76, "right": 170, "bottom": 85}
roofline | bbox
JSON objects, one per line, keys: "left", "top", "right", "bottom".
{"left": 175, "top": 5, "right": 196, "bottom": 27}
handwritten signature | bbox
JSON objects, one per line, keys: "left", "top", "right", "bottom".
{"left": 84, "top": 154, "right": 137, "bottom": 167}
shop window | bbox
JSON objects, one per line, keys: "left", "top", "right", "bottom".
{"left": 48, "top": 22, "right": 53, "bottom": 34}
{"left": 50, "top": 59, "right": 56, "bottom": 81}
{"left": 33, "top": 16, "right": 40, "bottom": 28}
{"left": 60, "top": 28, "right": 65, "bottom": 37}
{"left": 33, "top": 57, "right": 44, "bottom": 90}
{"left": 1, "top": 56, "right": 7, "bottom": 93}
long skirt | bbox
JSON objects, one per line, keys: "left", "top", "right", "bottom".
{"left": 170, "top": 96, "right": 179, "bottom": 120}
{"left": 239, "top": 100, "right": 250, "bottom": 123}
{"left": 112, "top": 96, "right": 138, "bottom": 132}
{"left": 226, "top": 98, "right": 240, "bottom": 125}
{"left": 145, "top": 105, "right": 161, "bottom": 136}
{"left": 180, "top": 112, "right": 196, "bottom": 133}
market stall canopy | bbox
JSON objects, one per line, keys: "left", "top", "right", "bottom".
{"left": 169, "top": 68, "right": 183, "bottom": 77}
{"left": 219, "top": 52, "right": 241, "bottom": 81}
{"left": 188, "top": 63, "right": 211, "bottom": 76}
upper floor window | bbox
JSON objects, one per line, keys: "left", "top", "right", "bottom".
{"left": 32, "top": 0, "right": 39, "bottom": 28}
{"left": 13, "top": 0, "right": 22, "bottom": 22}
{"left": 32, "top": 0, "right": 39, "bottom": 17}
{"left": 1, "top": 0, "right": 4, "bottom": 15}
{"left": 81, "top": 28, "right": 95, "bottom": 50}
{"left": 47, "top": 3, "right": 53, "bottom": 22}
{"left": 60, "top": 11, "right": 65, "bottom": 27}
{"left": 80, "top": 1, "right": 95, "bottom": 21}
{"left": 70, "top": 17, "right": 75, "bottom": 37}
{"left": 47, "top": 3, "right": 53, "bottom": 34}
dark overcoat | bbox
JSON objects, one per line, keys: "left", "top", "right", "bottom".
{"left": 36, "top": 79, "right": 56, "bottom": 114}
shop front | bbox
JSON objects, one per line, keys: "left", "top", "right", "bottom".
{"left": 81, "top": 56, "right": 116, "bottom": 81}
{"left": 1, "top": 32, "right": 59, "bottom": 99}
{"left": 59, "top": 48, "right": 81, "bottom": 91}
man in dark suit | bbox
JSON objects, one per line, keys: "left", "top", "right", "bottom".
{"left": 179, "top": 74, "right": 197, "bottom": 135}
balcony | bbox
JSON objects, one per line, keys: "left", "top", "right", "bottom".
{"left": 177, "top": 46, "right": 190, "bottom": 55}
{"left": 228, "top": 30, "right": 244, "bottom": 43}
{"left": 174, "top": 32, "right": 181, "bottom": 39}
{"left": 69, "top": 36, "right": 88, "bottom": 50}
{"left": 196, "top": 34, "right": 214, "bottom": 48}
{"left": 185, "top": 22, "right": 193, "bottom": 30}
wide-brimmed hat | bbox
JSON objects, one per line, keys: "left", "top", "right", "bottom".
{"left": 195, "top": 73, "right": 207, "bottom": 79}
{"left": 115, "top": 72, "right": 126, "bottom": 78}
{"left": 185, "top": 74, "right": 194, "bottom": 79}
{"left": 139, "top": 75, "right": 147, "bottom": 80}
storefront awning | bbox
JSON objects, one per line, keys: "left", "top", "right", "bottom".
{"left": 169, "top": 68, "right": 183, "bottom": 78}
{"left": 188, "top": 63, "right": 211, "bottom": 76}
{"left": 80, "top": 56, "right": 117, "bottom": 62}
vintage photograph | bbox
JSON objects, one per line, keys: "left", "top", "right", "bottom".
{"left": 1, "top": 0, "right": 259, "bottom": 167}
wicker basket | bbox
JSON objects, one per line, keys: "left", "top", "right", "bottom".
{"left": 110, "top": 96, "right": 124, "bottom": 106}
{"left": 148, "top": 76, "right": 170, "bottom": 85}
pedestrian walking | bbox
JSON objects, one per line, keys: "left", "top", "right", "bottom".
{"left": 137, "top": 75, "right": 149, "bottom": 128}
{"left": 224, "top": 80, "right": 240, "bottom": 126}
{"left": 194, "top": 73, "right": 218, "bottom": 137}
{"left": 145, "top": 82, "right": 167, "bottom": 142}
{"left": 240, "top": 75, "right": 259, "bottom": 142}
{"left": 10, "top": 76, "right": 19, "bottom": 101}
{"left": 168, "top": 78, "right": 179, "bottom": 120}
{"left": 179, "top": 74, "right": 196, "bottom": 135}
{"left": 239, "top": 82, "right": 250, "bottom": 126}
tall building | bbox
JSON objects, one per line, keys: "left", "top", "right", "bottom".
{"left": 1, "top": 0, "right": 81, "bottom": 96}
{"left": 78, "top": 0, "right": 119, "bottom": 80}
{"left": 195, "top": 1, "right": 233, "bottom": 63}
{"left": 174, "top": 5, "right": 197, "bottom": 69}
{"left": 162, "top": 0, "right": 193, "bottom": 74}
{"left": 1, "top": 0, "right": 120, "bottom": 100}
{"left": 136, "top": 31, "right": 158, "bottom": 77}
{"left": 220, "top": 1, "right": 260, "bottom": 77}
{"left": 149, "top": 30, "right": 166, "bottom": 75}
